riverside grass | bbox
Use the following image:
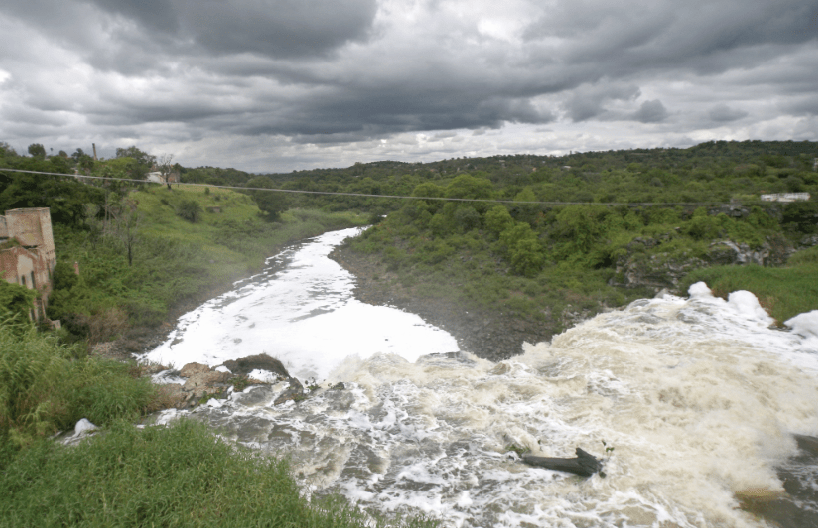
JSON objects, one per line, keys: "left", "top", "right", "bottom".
{"left": 0, "top": 316, "right": 156, "bottom": 452}
{"left": 679, "top": 245, "right": 818, "bottom": 324}
{"left": 0, "top": 419, "right": 438, "bottom": 528}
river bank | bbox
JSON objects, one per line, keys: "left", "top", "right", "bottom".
{"left": 88, "top": 215, "right": 370, "bottom": 362}
{"left": 329, "top": 244, "right": 578, "bottom": 362}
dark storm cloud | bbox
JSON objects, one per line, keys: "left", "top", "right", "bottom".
{"left": 1, "top": 0, "right": 817, "bottom": 172}
{"left": 524, "top": 0, "right": 818, "bottom": 76}
{"left": 708, "top": 104, "right": 749, "bottom": 123}
{"left": 631, "top": 100, "right": 668, "bottom": 123}
{"left": 85, "top": 0, "right": 378, "bottom": 59}
{"left": 563, "top": 83, "right": 641, "bottom": 122}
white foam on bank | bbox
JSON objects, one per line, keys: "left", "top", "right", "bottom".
{"left": 139, "top": 228, "right": 458, "bottom": 380}
{"left": 786, "top": 310, "right": 818, "bottom": 338}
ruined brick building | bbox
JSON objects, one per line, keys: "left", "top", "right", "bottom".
{"left": 0, "top": 207, "right": 57, "bottom": 321}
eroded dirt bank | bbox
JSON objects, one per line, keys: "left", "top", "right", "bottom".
{"left": 329, "top": 245, "right": 560, "bottom": 362}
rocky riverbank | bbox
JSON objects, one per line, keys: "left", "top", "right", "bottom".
{"left": 329, "top": 245, "right": 572, "bottom": 362}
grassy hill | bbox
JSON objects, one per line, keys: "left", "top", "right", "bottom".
{"left": 46, "top": 184, "right": 367, "bottom": 342}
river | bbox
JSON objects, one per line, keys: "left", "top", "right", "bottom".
{"left": 141, "top": 227, "right": 818, "bottom": 528}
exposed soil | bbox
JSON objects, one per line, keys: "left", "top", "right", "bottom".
{"left": 329, "top": 245, "right": 564, "bottom": 362}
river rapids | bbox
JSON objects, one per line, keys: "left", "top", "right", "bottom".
{"left": 141, "top": 227, "right": 818, "bottom": 528}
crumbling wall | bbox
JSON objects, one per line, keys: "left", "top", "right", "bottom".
{"left": 0, "top": 208, "right": 57, "bottom": 321}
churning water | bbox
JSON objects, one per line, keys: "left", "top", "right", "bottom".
{"left": 143, "top": 228, "right": 818, "bottom": 527}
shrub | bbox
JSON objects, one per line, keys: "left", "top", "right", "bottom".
{"left": 0, "top": 282, "right": 36, "bottom": 322}
{"left": 176, "top": 199, "right": 202, "bottom": 222}
{"left": 0, "top": 318, "right": 156, "bottom": 450}
{"left": 484, "top": 205, "right": 514, "bottom": 236}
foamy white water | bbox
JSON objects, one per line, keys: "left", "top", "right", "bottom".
{"left": 146, "top": 229, "right": 818, "bottom": 527}
{"left": 141, "top": 227, "right": 458, "bottom": 380}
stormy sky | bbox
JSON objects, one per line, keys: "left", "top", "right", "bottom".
{"left": 1, "top": 0, "right": 817, "bottom": 173}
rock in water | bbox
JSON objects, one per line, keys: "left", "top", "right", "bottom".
{"left": 274, "top": 377, "right": 305, "bottom": 405}
{"left": 180, "top": 362, "right": 211, "bottom": 377}
{"left": 221, "top": 354, "right": 291, "bottom": 379}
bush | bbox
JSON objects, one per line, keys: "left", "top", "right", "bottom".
{"left": 176, "top": 199, "right": 202, "bottom": 222}
{"left": 484, "top": 205, "right": 514, "bottom": 236}
{"left": 0, "top": 318, "right": 156, "bottom": 450}
{"left": 0, "top": 282, "right": 36, "bottom": 322}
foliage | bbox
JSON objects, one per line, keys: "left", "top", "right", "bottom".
{"left": 0, "top": 281, "right": 36, "bottom": 322}
{"left": 27, "top": 143, "right": 46, "bottom": 159}
{"left": 47, "top": 186, "right": 367, "bottom": 333}
{"left": 0, "top": 317, "right": 157, "bottom": 450}
{"left": 246, "top": 176, "right": 289, "bottom": 219}
{"left": 0, "top": 161, "right": 104, "bottom": 227}
{"left": 332, "top": 141, "right": 818, "bottom": 326}
{"left": 176, "top": 198, "right": 202, "bottom": 222}
{"left": 4, "top": 138, "right": 818, "bottom": 344}
{"left": 115, "top": 146, "right": 156, "bottom": 179}
{"left": 0, "top": 419, "right": 438, "bottom": 528}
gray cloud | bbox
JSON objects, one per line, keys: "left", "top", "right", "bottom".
{"left": 631, "top": 100, "right": 669, "bottom": 123}
{"left": 708, "top": 104, "right": 749, "bottom": 122}
{"left": 563, "top": 82, "right": 641, "bottom": 121}
{"left": 0, "top": 0, "right": 816, "bottom": 172}
{"left": 84, "top": 0, "right": 379, "bottom": 59}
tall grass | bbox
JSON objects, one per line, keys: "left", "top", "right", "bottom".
{"left": 0, "top": 316, "right": 156, "bottom": 451}
{"left": 0, "top": 419, "right": 437, "bottom": 528}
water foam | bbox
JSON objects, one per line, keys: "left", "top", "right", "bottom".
{"left": 140, "top": 228, "right": 458, "bottom": 380}
{"left": 171, "top": 283, "right": 818, "bottom": 527}
{"left": 144, "top": 230, "right": 818, "bottom": 527}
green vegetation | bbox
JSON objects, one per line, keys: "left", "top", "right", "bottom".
{"left": 2, "top": 138, "right": 816, "bottom": 528}
{"left": 0, "top": 169, "right": 367, "bottom": 339}
{"left": 0, "top": 281, "right": 36, "bottom": 321}
{"left": 4, "top": 139, "right": 817, "bottom": 336}
{"left": 295, "top": 142, "right": 816, "bottom": 328}
{"left": 0, "top": 316, "right": 156, "bottom": 453}
{"left": 679, "top": 246, "right": 818, "bottom": 324}
{"left": 0, "top": 419, "right": 436, "bottom": 528}
{"left": 45, "top": 186, "right": 366, "bottom": 337}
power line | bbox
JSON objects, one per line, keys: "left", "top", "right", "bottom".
{"left": 1, "top": 167, "right": 736, "bottom": 207}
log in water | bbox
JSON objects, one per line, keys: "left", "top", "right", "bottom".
{"left": 522, "top": 447, "right": 603, "bottom": 477}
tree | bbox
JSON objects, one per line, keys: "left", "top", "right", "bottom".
{"left": 157, "top": 153, "right": 175, "bottom": 190}
{"left": 445, "top": 174, "right": 495, "bottom": 200}
{"left": 246, "top": 177, "right": 288, "bottom": 219}
{"left": 485, "top": 205, "right": 514, "bottom": 236}
{"left": 0, "top": 142, "right": 17, "bottom": 157}
{"left": 112, "top": 199, "right": 142, "bottom": 265}
{"left": 28, "top": 143, "right": 46, "bottom": 159}
{"left": 0, "top": 280, "right": 36, "bottom": 323}
{"left": 115, "top": 146, "right": 156, "bottom": 168}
